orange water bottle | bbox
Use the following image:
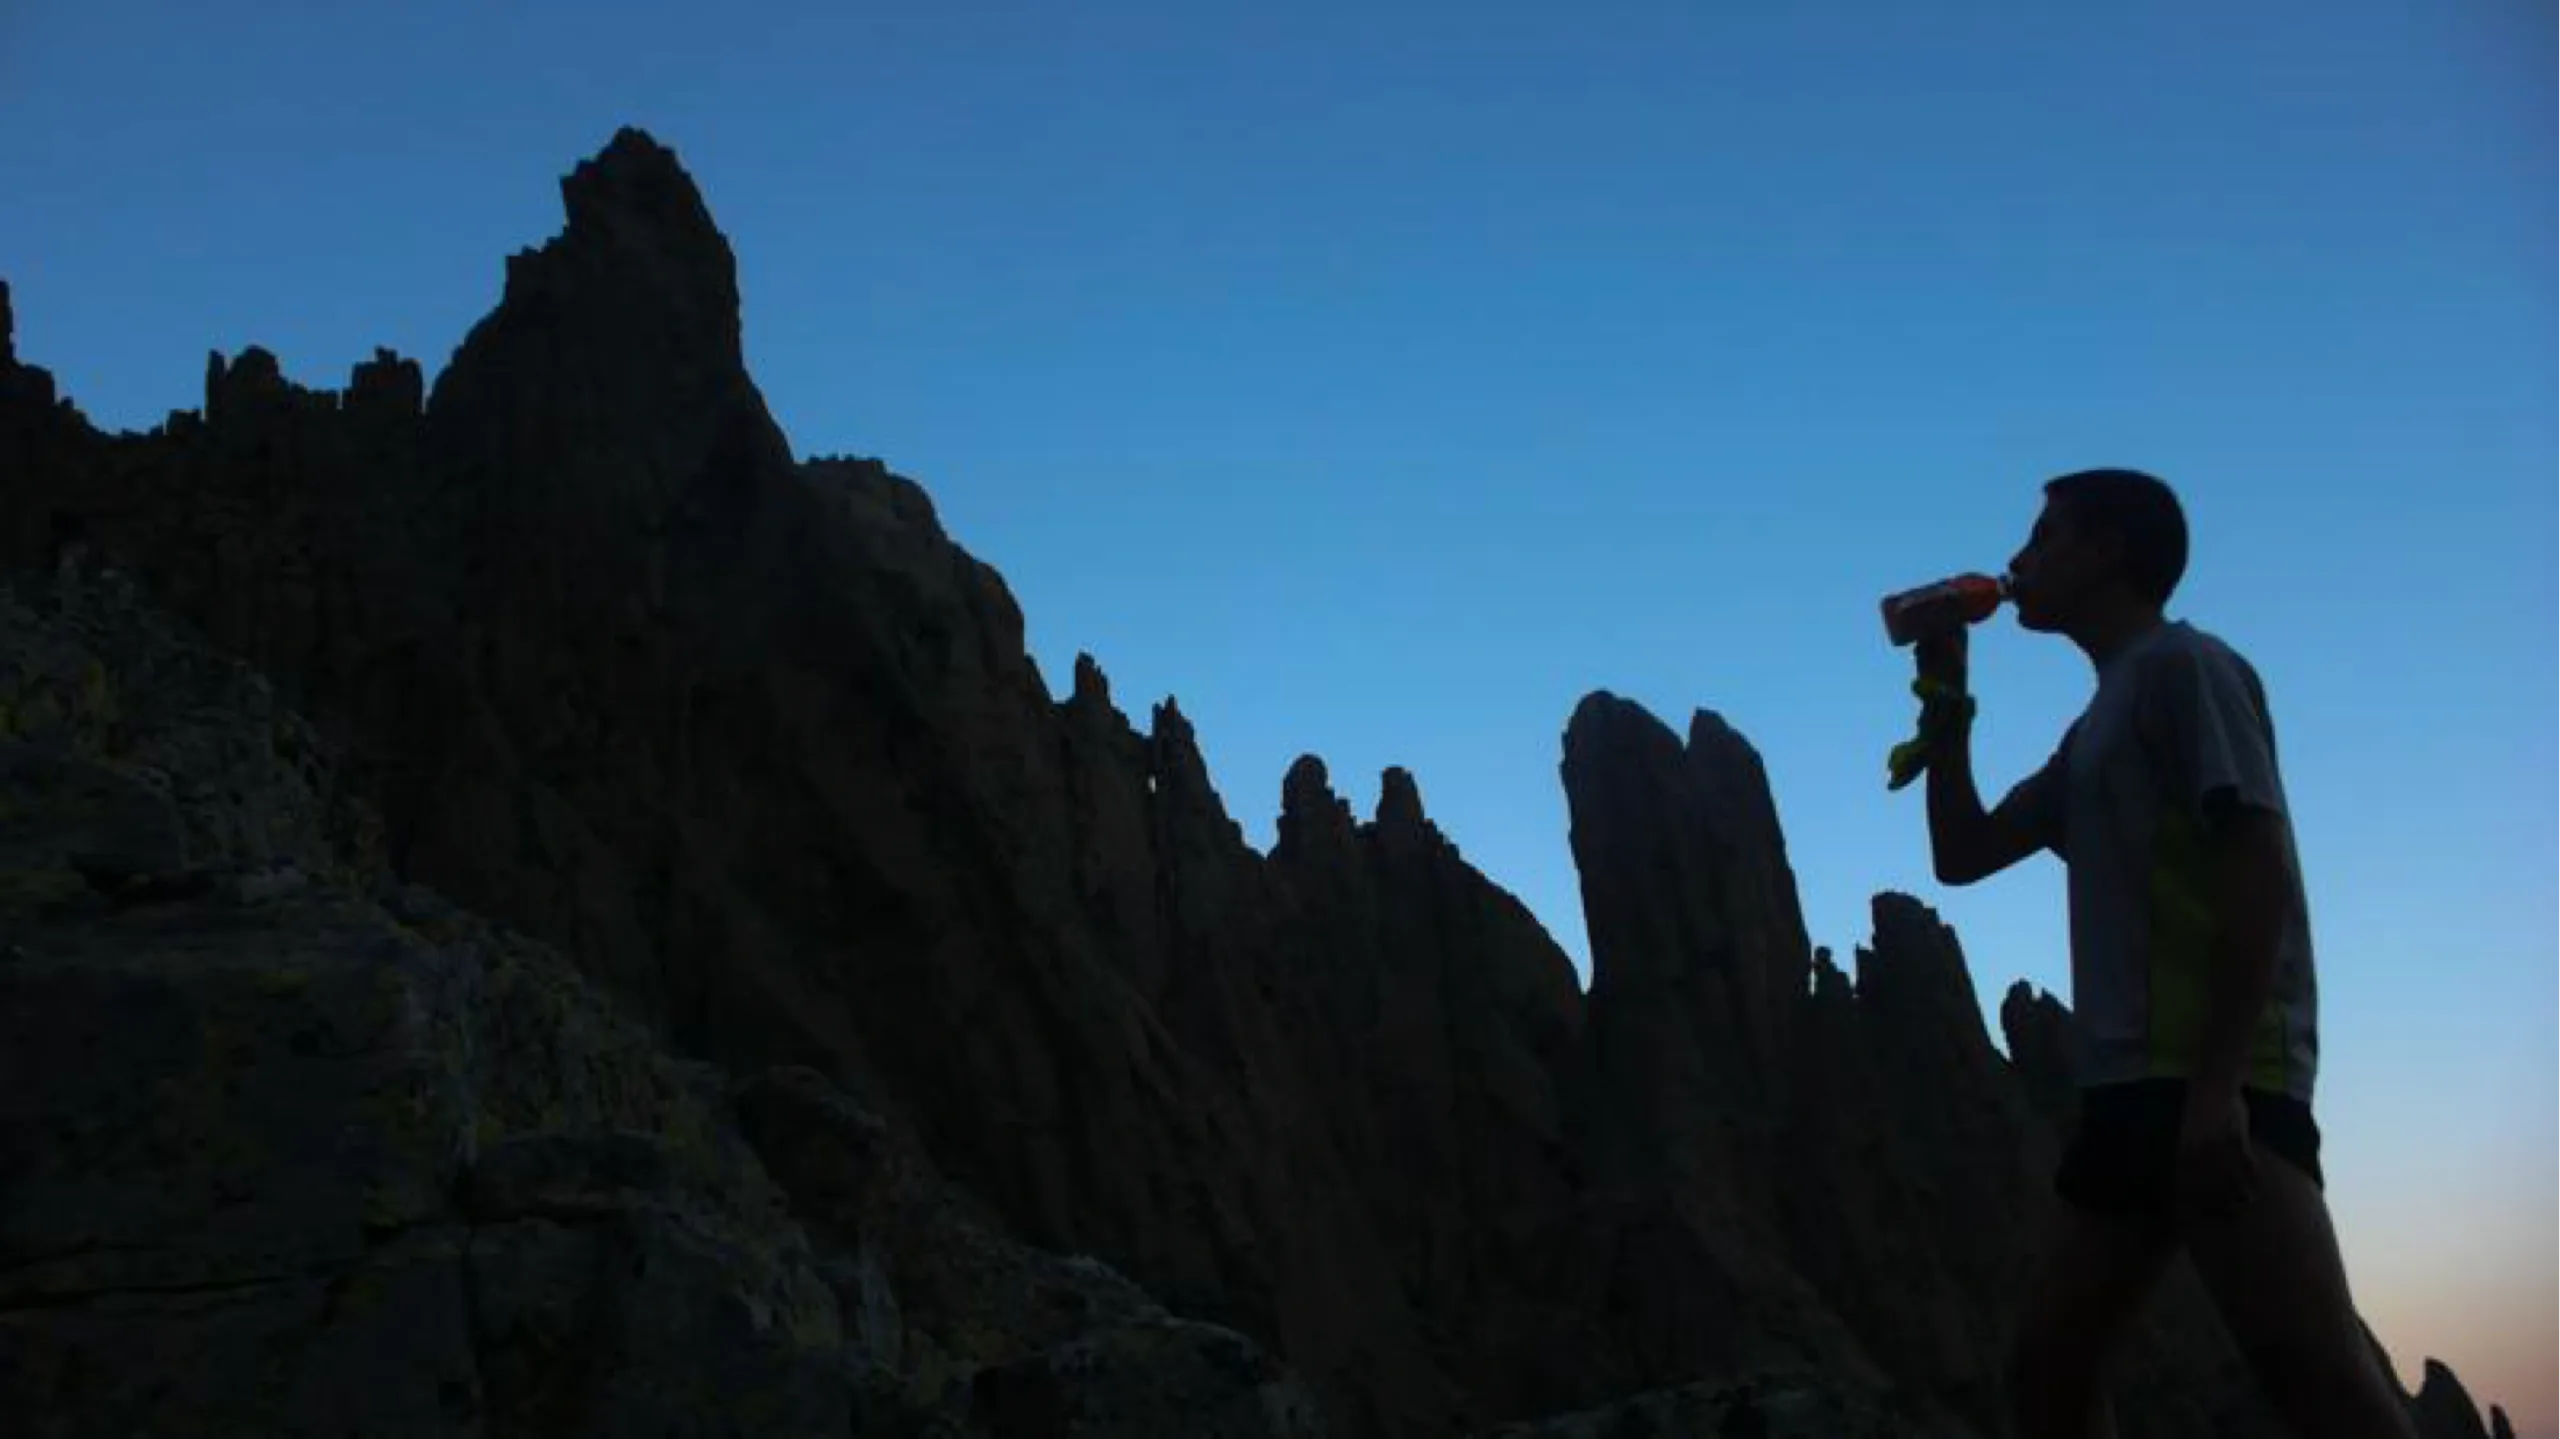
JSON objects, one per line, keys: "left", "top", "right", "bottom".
{"left": 1881, "top": 573, "right": 2008, "bottom": 647}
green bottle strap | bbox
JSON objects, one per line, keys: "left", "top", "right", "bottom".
{"left": 1886, "top": 677, "right": 1976, "bottom": 790}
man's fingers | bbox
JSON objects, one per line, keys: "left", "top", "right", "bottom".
{"left": 2177, "top": 1145, "right": 2262, "bottom": 1227}
{"left": 2232, "top": 1156, "right": 2261, "bottom": 1205}
{"left": 2213, "top": 1157, "right": 2260, "bottom": 1220}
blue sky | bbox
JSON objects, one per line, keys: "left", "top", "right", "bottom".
{"left": 4, "top": 0, "right": 2551, "bottom": 1427}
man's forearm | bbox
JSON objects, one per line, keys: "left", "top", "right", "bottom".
{"left": 1923, "top": 716, "right": 1987, "bottom": 881}
{"left": 2191, "top": 812, "right": 2291, "bottom": 1095}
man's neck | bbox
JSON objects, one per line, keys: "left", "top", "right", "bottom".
{"left": 2073, "top": 603, "right": 2168, "bottom": 671}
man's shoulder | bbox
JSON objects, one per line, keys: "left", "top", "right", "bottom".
{"left": 2125, "top": 622, "right": 2287, "bottom": 765}
{"left": 2135, "top": 620, "right": 2263, "bottom": 686}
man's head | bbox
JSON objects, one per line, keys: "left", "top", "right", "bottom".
{"left": 2007, "top": 468, "right": 2188, "bottom": 634}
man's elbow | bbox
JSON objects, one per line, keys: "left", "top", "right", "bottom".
{"left": 1934, "top": 846, "right": 1987, "bottom": 887}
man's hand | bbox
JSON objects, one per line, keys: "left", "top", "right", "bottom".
{"left": 2176, "top": 1084, "right": 2260, "bottom": 1226}
{"left": 1915, "top": 625, "right": 1969, "bottom": 691}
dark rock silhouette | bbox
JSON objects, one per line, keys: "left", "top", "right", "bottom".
{"left": 0, "top": 130, "right": 2507, "bottom": 1437}
{"left": 2411, "top": 1359, "right": 2494, "bottom": 1439}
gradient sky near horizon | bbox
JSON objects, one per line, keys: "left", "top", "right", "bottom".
{"left": 4, "top": 0, "right": 2552, "bottom": 1427}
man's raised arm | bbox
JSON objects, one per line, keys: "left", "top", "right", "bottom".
{"left": 1918, "top": 628, "right": 2067, "bottom": 885}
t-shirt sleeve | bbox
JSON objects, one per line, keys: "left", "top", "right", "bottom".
{"left": 1997, "top": 728, "right": 2073, "bottom": 859}
{"left": 2140, "top": 639, "right": 2286, "bottom": 821}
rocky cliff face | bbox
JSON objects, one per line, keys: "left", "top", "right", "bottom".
{"left": 0, "top": 570, "right": 1325, "bottom": 1438}
{"left": 0, "top": 129, "right": 2505, "bottom": 1437}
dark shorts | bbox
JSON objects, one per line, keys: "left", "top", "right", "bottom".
{"left": 2055, "top": 1079, "right": 2324, "bottom": 1229}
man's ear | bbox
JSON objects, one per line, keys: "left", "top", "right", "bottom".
{"left": 2085, "top": 527, "right": 2133, "bottom": 597}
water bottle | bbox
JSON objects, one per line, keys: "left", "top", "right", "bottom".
{"left": 1881, "top": 573, "right": 2008, "bottom": 647}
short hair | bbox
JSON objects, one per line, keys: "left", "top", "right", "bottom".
{"left": 2043, "top": 468, "right": 2187, "bottom": 608}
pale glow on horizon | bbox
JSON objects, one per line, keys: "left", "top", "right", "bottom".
{"left": 2367, "top": 1283, "right": 2555, "bottom": 1439}
{"left": 2339, "top": 1157, "right": 2558, "bottom": 1436}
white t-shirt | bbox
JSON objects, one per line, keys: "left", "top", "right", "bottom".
{"left": 2003, "top": 620, "right": 2321, "bottom": 1102}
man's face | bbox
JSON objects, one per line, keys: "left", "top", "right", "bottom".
{"left": 2006, "top": 498, "right": 2116, "bottom": 632}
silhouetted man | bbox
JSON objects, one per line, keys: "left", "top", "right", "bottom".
{"left": 1913, "top": 469, "right": 2416, "bottom": 1439}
